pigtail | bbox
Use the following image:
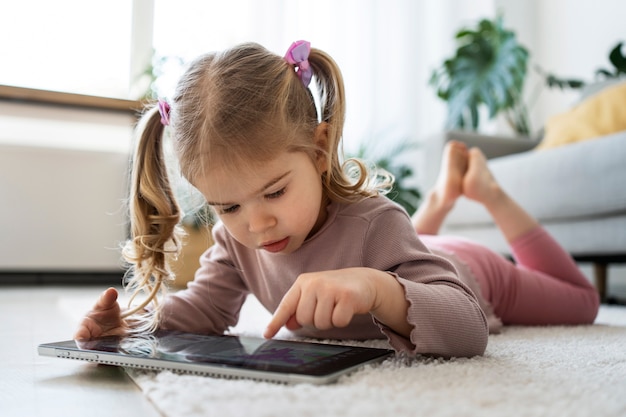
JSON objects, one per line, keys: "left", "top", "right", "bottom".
{"left": 121, "top": 105, "right": 182, "bottom": 333}
{"left": 308, "top": 49, "right": 392, "bottom": 201}
{"left": 308, "top": 48, "right": 346, "bottom": 135}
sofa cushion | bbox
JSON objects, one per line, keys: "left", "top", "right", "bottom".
{"left": 446, "top": 131, "right": 626, "bottom": 226}
{"left": 536, "top": 80, "right": 626, "bottom": 150}
{"left": 443, "top": 215, "right": 626, "bottom": 256}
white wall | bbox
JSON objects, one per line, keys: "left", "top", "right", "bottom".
{"left": 496, "top": 0, "right": 626, "bottom": 135}
{"left": 2, "top": 0, "right": 623, "bottom": 276}
{"left": 0, "top": 101, "right": 134, "bottom": 271}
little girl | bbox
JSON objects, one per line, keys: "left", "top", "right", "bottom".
{"left": 75, "top": 41, "right": 599, "bottom": 358}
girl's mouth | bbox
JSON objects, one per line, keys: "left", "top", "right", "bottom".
{"left": 262, "top": 237, "right": 290, "bottom": 253}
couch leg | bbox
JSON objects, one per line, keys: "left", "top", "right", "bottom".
{"left": 593, "top": 262, "right": 608, "bottom": 303}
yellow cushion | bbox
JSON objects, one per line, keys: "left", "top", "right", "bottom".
{"left": 536, "top": 81, "right": 626, "bottom": 150}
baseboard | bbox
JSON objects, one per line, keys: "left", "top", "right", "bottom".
{"left": 605, "top": 296, "right": 626, "bottom": 306}
{"left": 0, "top": 271, "right": 125, "bottom": 286}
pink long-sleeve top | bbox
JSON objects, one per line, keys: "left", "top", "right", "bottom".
{"left": 159, "top": 196, "right": 489, "bottom": 358}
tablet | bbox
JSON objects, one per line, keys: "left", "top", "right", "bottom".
{"left": 38, "top": 330, "right": 394, "bottom": 385}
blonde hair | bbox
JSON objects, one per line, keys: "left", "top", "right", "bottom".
{"left": 121, "top": 42, "right": 392, "bottom": 331}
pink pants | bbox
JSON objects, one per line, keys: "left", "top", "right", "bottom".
{"left": 422, "top": 227, "right": 600, "bottom": 325}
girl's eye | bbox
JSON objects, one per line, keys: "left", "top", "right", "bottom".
{"left": 215, "top": 188, "right": 285, "bottom": 214}
{"left": 265, "top": 188, "right": 286, "bottom": 200}
{"left": 220, "top": 205, "right": 240, "bottom": 214}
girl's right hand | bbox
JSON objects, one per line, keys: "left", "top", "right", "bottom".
{"left": 74, "top": 287, "right": 128, "bottom": 340}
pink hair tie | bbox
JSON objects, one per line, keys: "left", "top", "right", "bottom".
{"left": 284, "top": 40, "right": 312, "bottom": 87}
{"left": 157, "top": 99, "right": 171, "bottom": 126}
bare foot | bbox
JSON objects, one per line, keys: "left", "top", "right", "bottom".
{"left": 433, "top": 140, "right": 469, "bottom": 210}
{"left": 462, "top": 147, "right": 540, "bottom": 243}
{"left": 411, "top": 141, "right": 468, "bottom": 235}
{"left": 462, "top": 147, "right": 503, "bottom": 207}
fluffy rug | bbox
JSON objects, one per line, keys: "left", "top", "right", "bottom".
{"left": 128, "top": 296, "right": 626, "bottom": 417}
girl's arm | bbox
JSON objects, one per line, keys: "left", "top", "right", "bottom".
{"left": 267, "top": 202, "right": 489, "bottom": 358}
{"left": 157, "top": 224, "right": 249, "bottom": 335}
{"left": 369, "top": 269, "right": 413, "bottom": 336}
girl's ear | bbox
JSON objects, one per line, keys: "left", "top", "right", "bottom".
{"left": 313, "top": 122, "right": 329, "bottom": 173}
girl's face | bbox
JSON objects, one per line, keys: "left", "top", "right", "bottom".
{"left": 195, "top": 150, "right": 328, "bottom": 254}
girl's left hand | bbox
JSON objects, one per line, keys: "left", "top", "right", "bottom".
{"left": 264, "top": 268, "right": 392, "bottom": 338}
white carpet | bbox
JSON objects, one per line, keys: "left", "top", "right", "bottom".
{"left": 128, "top": 296, "right": 626, "bottom": 417}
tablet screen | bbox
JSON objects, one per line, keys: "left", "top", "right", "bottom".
{"left": 57, "top": 330, "right": 389, "bottom": 376}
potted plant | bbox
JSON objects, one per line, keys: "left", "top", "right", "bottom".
{"left": 430, "top": 15, "right": 531, "bottom": 135}
{"left": 352, "top": 138, "right": 421, "bottom": 215}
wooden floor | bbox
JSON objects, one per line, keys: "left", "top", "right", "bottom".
{"left": 0, "top": 286, "right": 160, "bottom": 417}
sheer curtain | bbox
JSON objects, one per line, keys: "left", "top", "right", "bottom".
{"left": 153, "top": 0, "right": 495, "bottom": 185}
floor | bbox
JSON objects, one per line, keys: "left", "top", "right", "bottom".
{"left": 2, "top": 278, "right": 624, "bottom": 417}
{"left": 0, "top": 286, "right": 160, "bottom": 417}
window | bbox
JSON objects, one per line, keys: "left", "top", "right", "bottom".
{"left": 0, "top": 0, "right": 134, "bottom": 99}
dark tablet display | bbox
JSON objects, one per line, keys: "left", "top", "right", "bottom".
{"left": 39, "top": 330, "right": 394, "bottom": 384}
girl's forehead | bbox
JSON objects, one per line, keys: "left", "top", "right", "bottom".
{"left": 195, "top": 151, "right": 310, "bottom": 203}
{"left": 199, "top": 163, "right": 267, "bottom": 202}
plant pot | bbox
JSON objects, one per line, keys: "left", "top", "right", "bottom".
{"left": 169, "top": 224, "right": 214, "bottom": 289}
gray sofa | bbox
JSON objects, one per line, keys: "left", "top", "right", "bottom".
{"left": 423, "top": 129, "right": 626, "bottom": 301}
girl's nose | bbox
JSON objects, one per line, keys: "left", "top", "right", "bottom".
{"left": 247, "top": 207, "right": 277, "bottom": 233}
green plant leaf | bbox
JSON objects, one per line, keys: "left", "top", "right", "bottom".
{"left": 542, "top": 71, "right": 586, "bottom": 90}
{"left": 431, "top": 15, "right": 531, "bottom": 134}
{"left": 595, "top": 41, "right": 626, "bottom": 80}
{"left": 609, "top": 42, "right": 626, "bottom": 73}
{"left": 350, "top": 137, "right": 422, "bottom": 214}
{"left": 596, "top": 68, "right": 614, "bottom": 79}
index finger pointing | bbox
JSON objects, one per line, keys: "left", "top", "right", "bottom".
{"left": 263, "top": 287, "right": 301, "bottom": 339}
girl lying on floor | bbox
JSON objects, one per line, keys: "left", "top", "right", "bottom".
{"left": 75, "top": 41, "right": 599, "bottom": 358}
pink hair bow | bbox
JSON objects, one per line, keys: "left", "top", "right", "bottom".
{"left": 158, "top": 99, "right": 171, "bottom": 126}
{"left": 284, "top": 40, "right": 312, "bottom": 87}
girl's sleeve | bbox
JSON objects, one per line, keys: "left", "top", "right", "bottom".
{"left": 364, "top": 205, "right": 489, "bottom": 358}
{"left": 158, "top": 224, "right": 249, "bottom": 335}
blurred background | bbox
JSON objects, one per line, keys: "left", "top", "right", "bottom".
{"left": 0, "top": 0, "right": 624, "bottom": 294}
{"left": 3, "top": 0, "right": 624, "bottom": 149}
